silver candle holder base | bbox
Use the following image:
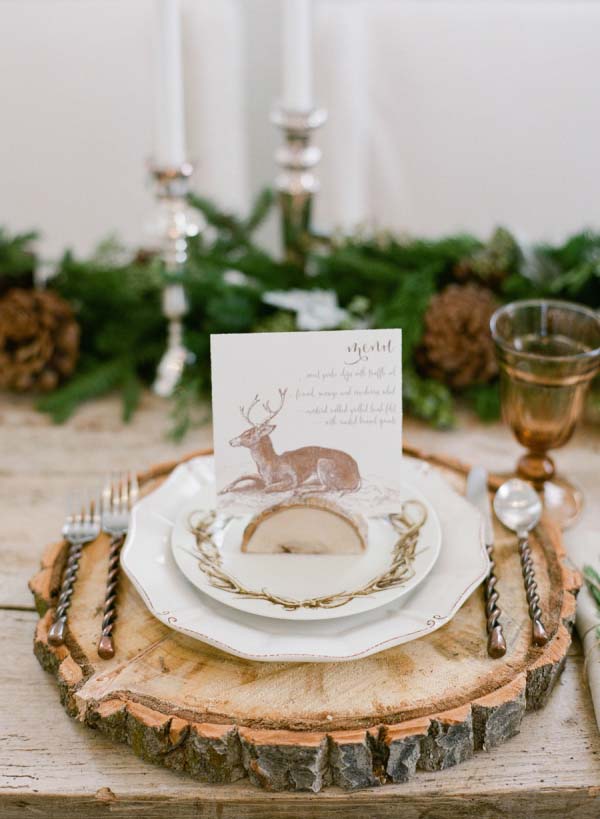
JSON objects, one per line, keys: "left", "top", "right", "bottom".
{"left": 150, "top": 162, "right": 202, "bottom": 398}
{"left": 271, "top": 106, "right": 327, "bottom": 267}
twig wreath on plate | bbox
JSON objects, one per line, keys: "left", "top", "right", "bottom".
{"left": 188, "top": 499, "right": 427, "bottom": 611}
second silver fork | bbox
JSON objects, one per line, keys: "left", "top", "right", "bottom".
{"left": 48, "top": 495, "right": 100, "bottom": 646}
{"left": 97, "top": 472, "right": 138, "bottom": 659}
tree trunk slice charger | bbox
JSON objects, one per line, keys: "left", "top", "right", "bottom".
{"left": 29, "top": 446, "right": 580, "bottom": 792}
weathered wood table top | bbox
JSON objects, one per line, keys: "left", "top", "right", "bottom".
{"left": 2, "top": 393, "right": 600, "bottom": 818}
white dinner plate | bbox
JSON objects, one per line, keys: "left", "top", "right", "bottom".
{"left": 170, "top": 476, "right": 441, "bottom": 621}
{"left": 121, "top": 455, "right": 489, "bottom": 662}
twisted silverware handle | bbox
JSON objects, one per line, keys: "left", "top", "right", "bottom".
{"left": 98, "top": 534, "right": 125, "bottom": 659}
{"left": 518, "top": 534, "right": 549, "bottom": 647}
{"left": 48, "top": 541, "right": 83, "bottom": 646}
{"left": 483, "top": 542, "right": 507, "bottom": 658}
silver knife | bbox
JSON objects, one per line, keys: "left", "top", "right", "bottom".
{"left": 466, "top": 466, "right": 507, "bottom": 658}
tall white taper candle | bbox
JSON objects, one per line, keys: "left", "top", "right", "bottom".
{"left": 156, "top": 0, "right": 186, "bottom": 166}
{"left": 282, "top": 0, "right": 313, "bottom": 111}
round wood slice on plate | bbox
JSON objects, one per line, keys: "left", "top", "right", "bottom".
{"left": 241, "top": 496, "right": 367, "bottom": 554}
{"left": 29, "top": 446, "right": 580, "bottom": 792}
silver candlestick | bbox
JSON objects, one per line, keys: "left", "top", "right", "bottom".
{"left": 271, "top": 106, "right": 327, "bottom": 267}
{"left": 150, "top": 162, "right": 202, "bottom": 398}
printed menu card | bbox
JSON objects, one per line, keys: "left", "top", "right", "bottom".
{"left": 211, "top": 328, "right": 403, "bottom": 516}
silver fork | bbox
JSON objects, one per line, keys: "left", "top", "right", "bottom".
{"left": 48, "top": 495, "right": 101, "bottom": 646}
{"left": 97, "top": 472, "right": 139, "bottom": 659}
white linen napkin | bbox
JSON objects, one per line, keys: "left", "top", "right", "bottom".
{"left": 568, "top": 530, "right": 600, "bottom": 731}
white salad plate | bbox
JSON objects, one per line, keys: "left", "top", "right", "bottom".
{"left": 170, "top": 474, "right": 441, "bottom": 621}
{"left": 121, "top": 455, "right": 489, "bottom": 662}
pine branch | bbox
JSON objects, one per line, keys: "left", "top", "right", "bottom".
{"left": 36, "top": 360, "right": 130, "bottom": 423}
{"left": 403, "top": 370, "right": 455, "bottom": 428}
{"left": 187, "top": 193, "right": 247, "bottom": 242}
{"left": 243, "top": 187, "right": 275, "bottom": 233}
{"left": 121, "top": 370, "right": 142, "bottom": 423}
{"left": 584, "top": 565, "right": 600, "bottom": 610}
{"left": 168, "top": 376, "right": 209, "bottom": 442}
{"left": 464, "top": 383, "right": 501, "bottom": 422}
{"left": 0, "top": 227, "right": 38, "bottom": 293}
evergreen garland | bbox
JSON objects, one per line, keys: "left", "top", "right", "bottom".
{"left": 0, "top": 227, "right": 37, "bottom": 295}
{"left": 0, "top": 190, "right": 598, "bottom": 438}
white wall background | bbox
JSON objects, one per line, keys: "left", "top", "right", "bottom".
{"left": 1, "top": 0, "right": 600, "bottom": 260}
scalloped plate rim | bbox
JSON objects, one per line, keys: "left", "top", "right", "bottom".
{"left": 121, "top": 455, "right": 489, "bottom": 662}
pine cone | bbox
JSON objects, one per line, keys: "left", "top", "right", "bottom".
{"left": 417, "top": 284, "right": 499, "bottom": 389}
{"left": 0, "top": 288, "right": 80, "bottom": 392}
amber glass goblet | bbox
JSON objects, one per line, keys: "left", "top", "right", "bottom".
{"left": 491, "top": 299, "right": 600, "bottom": 528}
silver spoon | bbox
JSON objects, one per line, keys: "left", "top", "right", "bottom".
{"left": 493, "top": 478, "right": 549, "bottom": 647}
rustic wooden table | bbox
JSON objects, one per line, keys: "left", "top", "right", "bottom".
{"left": 2, "top": 393, "right": 600, "bottom": 818}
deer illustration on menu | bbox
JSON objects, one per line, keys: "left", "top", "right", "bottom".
{"left": 220, "top": 388, "right": 361, "bottom": 495}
